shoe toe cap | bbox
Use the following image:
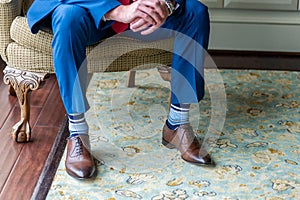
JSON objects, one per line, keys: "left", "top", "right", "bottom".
{"left": 66, "top": 162, "right": 95, "bottom": 179}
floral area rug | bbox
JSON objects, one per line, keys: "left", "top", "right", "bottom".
{"left": 47, "top": 68, "right": 300, "bottom": 200}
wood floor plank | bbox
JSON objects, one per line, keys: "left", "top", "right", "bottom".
{"left": 0, "top": 106, "right": 24, "bottom": 192}
{"left": 35, "top": 79, "right": 66, "bottom": 127}
{"left": 31, "top": 117, "right": 68, "bottom": 200}
{"left": 30, "top": 75, "right": 56, "bottom": 108}
{"left": 0, "top": 105, "right": 42, "bottom": 192}
{"left": 0, "top": 84, "right": 17, "bottom": 129}
{"left": 209, "top": 50, "right": 300, "bottom": 71}
{"left": 0, "top": 126, "right": 59, "bottom": 200}
{"left": 0, "top": 61, "right": 17, "bottom": 128}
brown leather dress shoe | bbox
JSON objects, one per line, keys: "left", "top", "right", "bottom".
{"left": 65, "top": 135, "right": 96, "bottom": 179}
{"left": 162, "top": 123, "right": 214, "bottom": 166}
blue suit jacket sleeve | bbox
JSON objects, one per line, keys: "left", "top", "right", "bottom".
{"left": 27, "top": 0, "right": 121, "bottom": 34}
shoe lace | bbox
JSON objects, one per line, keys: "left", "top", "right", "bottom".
{"left": 180, "top": 125, "right": 197, "bottom": 148}
{"left": 74, "top": 137, "right": 84, "bottom": 157}
{"left": 182, "top": 125, "right": 195, "bottom": 139}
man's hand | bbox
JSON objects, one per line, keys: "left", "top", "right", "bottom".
{"left": 105, "top": 0, "right": 170, "bottom": 35}
{"left": 130, "top": 0, "right": 169, "bottom": 35}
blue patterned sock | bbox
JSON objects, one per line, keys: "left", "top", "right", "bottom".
{"left": 68, "top": 113, "right": 88, "bottom": 137}
{"left": 166, "top": 103, "right": 190, "bottom": 130}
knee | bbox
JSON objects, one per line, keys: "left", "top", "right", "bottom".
{"left": 186, "top": 1, "right": 209, "bottom": 17}
{"left": 184, "top": 1, "right": 209, "bottom": 28}
{"left": 51, "top": 5, "right": 89, "bottom": 32}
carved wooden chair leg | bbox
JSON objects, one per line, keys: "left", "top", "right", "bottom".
{"left": 3, "top": 67, "right": 47, "bottom": 143}
{"left": 126, "top": 70, "right": 136, "bottom": 88}
{"left": 8, "top": 84, "right": 16, "bottom": 96}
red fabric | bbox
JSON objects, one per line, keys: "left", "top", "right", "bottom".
{"left": 112, "top": 0, "right": 130, "bottom": 34}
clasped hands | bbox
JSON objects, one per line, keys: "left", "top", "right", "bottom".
{"left": 105, "top": 0, "right": 172, "bottom": 35}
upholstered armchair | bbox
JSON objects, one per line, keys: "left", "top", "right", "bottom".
{"left": 0, "top": 0, "right": 173, "bottom": 143}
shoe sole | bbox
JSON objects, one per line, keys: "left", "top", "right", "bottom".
{"left": 162, "top": 137, "right": 176, "bottom": 149}
{"left": 66, "top": 168, "right": 96, "bottom": 180}
{"left": 162, "top": 138, "right": 216, "bottom": 167}
{"left": 181, "top": 157, "right": 216, "bottom": 167}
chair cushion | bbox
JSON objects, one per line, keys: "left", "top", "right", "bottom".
{"left": 11, "top": 16, "right": 53, "bottom": 55}
{"left": 7, "top": 42, "right": 55, "bottom": 73}
{"left": 9, "top": 16, "right": 174, "bottom": 73}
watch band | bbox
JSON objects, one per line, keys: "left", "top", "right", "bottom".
{"left": 163, "top": 0, "right": 176, "bottom": 16}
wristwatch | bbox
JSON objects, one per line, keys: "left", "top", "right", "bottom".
{"left": 163, "top": 0, "right": 176, "bottom": 16}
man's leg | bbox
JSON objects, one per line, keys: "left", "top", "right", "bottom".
{"left": 51, "top": 4, "right": 114, "bottom": 179}
{"left": 162, "top": 0, "right": 209, "bottom": 104}
{"left": 121, "top": 1, "right": 212, "bottom": 166}
{"left": 160, "top": 0, "right": 213, "bottom": 166}
{"left": 122, "top": 0, "right": 209, "bottom": 122}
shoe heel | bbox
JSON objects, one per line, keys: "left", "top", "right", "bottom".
{"left": 162, "top": 138, "right": 176, "bottom": 149}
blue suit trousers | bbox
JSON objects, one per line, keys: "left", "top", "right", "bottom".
{"left": 43, "top": 0, "right": 209, "bottom": 114}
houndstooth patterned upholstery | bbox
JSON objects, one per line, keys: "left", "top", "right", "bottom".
{"left": 0, "top": 0, "right": 174, "bottom": 74}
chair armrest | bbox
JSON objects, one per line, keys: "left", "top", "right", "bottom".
{"left": 0, "top": 0, "right": 23, "bottom": 62}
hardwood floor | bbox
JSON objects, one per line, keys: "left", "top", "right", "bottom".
{"left": 210, "top": 50, "right": 300, "bottom": 71}
{"left": 0, "top": 59, "right": 68, "bottom": 200}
